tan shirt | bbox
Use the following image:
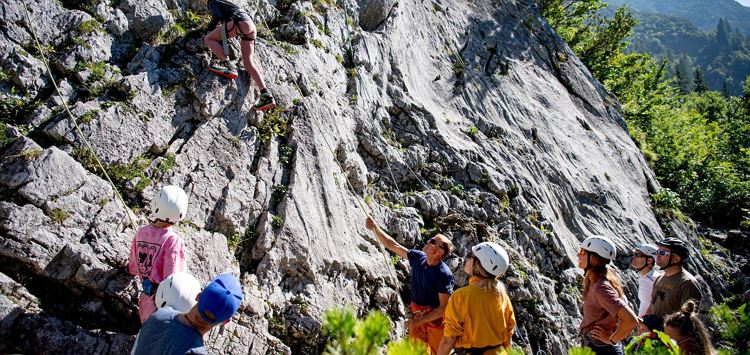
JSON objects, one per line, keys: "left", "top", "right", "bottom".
{"left": 648, "top": 269, "right": 702, "bottom": 318}
{"left": 580, "top": 278, "right": 627, "bottom": 334}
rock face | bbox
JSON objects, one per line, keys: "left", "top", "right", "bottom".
{"left": 0, "top": 0, "right": 742, "bottom": 354}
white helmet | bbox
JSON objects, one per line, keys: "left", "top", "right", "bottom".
{"left": 151, "top": 185, "right": 188, "bottom": 223}
{"left": 635, "top": 243, "right": 658, "bottom": 258}
{"left": 581, "top": 235, "right": 617, "bottom": 260}
{"left": 155, "top": 272, "right": 201, "bottom": 312}
{"left": 471, "top": 242, "right": 510, "bottom": 277}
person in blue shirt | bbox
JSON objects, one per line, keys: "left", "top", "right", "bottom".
{"left": 132, "top": 273, "right": 243, "bottom": 355}
{"left": 366, "top": 216, "right": 454, "bottom": 353}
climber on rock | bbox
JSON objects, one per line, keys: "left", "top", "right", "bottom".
{"left": 645, "top": 237, "right": 702, "bottom": 319}
{"left": 203, "top": 0, "right": 276, "bottom": 111}
{"left": 577, "top": 235, "right": 639, "bottom": 355}
{"left": 630, "top": 243, "right": 662, "bottom": 317}
{"left": 365, "top": 216, "right": 454, "bottom": 354}
{"left": 437, "top": 242, "right": 516, "bottom": 355}
{"left": 131, "top": 273, "right": 243, "bottom": 355}
{"left": 128, "top": 185, "right": 190, "bottom": 323}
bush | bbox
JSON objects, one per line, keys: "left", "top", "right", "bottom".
{"left": 710, "top": 303, "right": 750, "bottom": 353}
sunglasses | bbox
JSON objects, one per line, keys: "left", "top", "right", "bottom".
{"left": 656, "top": 250, "right": 672, "bottom": 256}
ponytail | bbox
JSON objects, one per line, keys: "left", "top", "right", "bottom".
{"left": 665, "top": 300, "right": 713, "bottom": 355}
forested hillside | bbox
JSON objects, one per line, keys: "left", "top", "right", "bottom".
{"left": 602, "top": 7, "right": 750, "bottom": 96}
{"left": 604, "top": 0, "right": 750, "bottom": 35}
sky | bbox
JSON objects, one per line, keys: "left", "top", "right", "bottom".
{"left": 736, "top": 0, "right": 750, "bottom": 7}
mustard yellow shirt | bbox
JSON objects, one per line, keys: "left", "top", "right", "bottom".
{"left": 443, "top": 277, "right": 516, "bottom": 350}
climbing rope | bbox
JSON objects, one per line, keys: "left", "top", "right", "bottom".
{"left": 21, "top": 1, "right": 136, "bottom": 229}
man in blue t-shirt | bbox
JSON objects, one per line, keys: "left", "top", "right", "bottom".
{"left": 132, "top": 273, "right": 243, "bottom": 355}
{"left": 366, "top": 216, "right": 454, "bottom": 353}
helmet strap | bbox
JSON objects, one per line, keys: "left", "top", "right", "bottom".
{"left": 635, "top": 258, "right": 653, "bottom": 273}
{"left": 662, "top": 254, "right": 682, "bottom": 270}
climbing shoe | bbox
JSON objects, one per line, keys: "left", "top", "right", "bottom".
{"left": 254, "top": 92, "right": 276, "bottom": 111}
{"left": 208, "top": 61, "right": 238, "bottom": 79}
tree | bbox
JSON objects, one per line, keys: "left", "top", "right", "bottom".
{"left": 694, "top": 68, "right": 708, "bottom": 93}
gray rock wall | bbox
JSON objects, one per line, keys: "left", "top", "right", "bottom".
{"left": 0, "top": 0, "right": 734, "bottom": 353}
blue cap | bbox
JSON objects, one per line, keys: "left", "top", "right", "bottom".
{"left": 197, "top": 274, "right": 243, "bottom": 324}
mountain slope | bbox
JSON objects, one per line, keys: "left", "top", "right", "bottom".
{"left": 605, "top": 0, "right": 750, "bottom": 35}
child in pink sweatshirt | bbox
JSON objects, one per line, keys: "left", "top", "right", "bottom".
{"left": 128, "top": 185, "right": 189, "bottom": 323}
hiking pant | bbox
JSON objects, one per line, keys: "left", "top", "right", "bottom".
{"left": 581, "top": 334, "right": 624, "bottom": 355}
{"left": 409, "top": 303, "right": 444, "bottom": 354}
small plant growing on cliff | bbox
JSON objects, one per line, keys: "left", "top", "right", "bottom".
{"left": 19, "top": 147, "right": 42, "bottom": 161}
{"left": 272, "top": 185, "right": 289, "bottom": 203}
{"left": 157, "top": 152, "right": 176, "bottom": 173}
{"left": 271, "top": 215, "right": 284, "bottom": 229}
{"left": 467, "top": 125, "right": 479, "bottom": 137}
{"left": 310, "top": 38, "right": 324, "bottom": 49}
{"left": 79, "top": 109, "right": 99, "bottom": 124}
{"left": 448, "top": 183, "right": 464, "bottom": 197}
{"left": 79, "top": 20, "right": 102, "bottom": 34}
{"left": 279, "top": 144, "right": 293, "bottom": 165}
{"left": 350, "top": 95, "right": 358, "bottom": 105}
{"left": 50, "top": 208, "right": 70, "bottom": 224}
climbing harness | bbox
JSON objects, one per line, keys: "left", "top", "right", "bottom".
{"left": 21, "top": 0, "right": 136, "bottom": 229}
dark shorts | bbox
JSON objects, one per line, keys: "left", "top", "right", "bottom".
{"left": 581, "top": 334, "right": 624, "bottom": 355}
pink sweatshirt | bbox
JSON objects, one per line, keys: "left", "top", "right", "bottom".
{"left": 128, "top": 224, "right": 187, "bottom": 322}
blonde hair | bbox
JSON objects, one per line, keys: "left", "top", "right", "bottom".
{"left": 471, "top": 259, "right": 504, "bottom": 295}
{"left": 582, "top": 251, "right": 624, "bottom": 302}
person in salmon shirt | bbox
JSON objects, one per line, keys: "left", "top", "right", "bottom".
{"left": 128, "top": 185, "right": 190, "bottom": 323}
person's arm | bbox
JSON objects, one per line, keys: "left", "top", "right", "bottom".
{"left": 365, "top": 216, "right": 408, "bottom": 259}
{"left": 436, "top": 336, "right": 457, "bottom": 355}
{"left": 410, "top": 293, "right": 450, "bottom": 326}
{"left": 128, "top": 237, "right": 138, "bottom": 276}
{"left": 504, "top": 296, "right": 516, "bottom": 348}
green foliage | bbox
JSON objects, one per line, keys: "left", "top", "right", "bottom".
{"left": 272, "top": 184, "right": 288, "bottom": 203}
{"left": 79, "top": 109, "right": 99, "bottom": 124}
{"left": 292, "top": 97, "right": 302, "bottom": 106}
{"left": 226, "top": 232, "right": 241, "bottom": 251}
{"left": 0, "top": 122, "right": 12, "bottom": 147}
{"left": 311, "top": 38, "right": 324, "bottom": 49}
{"left": 336, "top": 54, "right": 344, "bottom": 64}
{"left": 710, "top": 303, "right": 750, "bottom": 352}
{"left": 271, "top": 215, "right": 284, "bottom": 229}
{"left": 568, "top": 346, "right": 596, "bottom": 355}
{"left": 624, "top": 330, "right": 679, "bottom": 355}
{"left": 650, "top": 188, "right": 686, "bottom": 221}
{"left": 108, "top": 155, "right": 153, "bottom": 193}
{"left": 79, "top": 20, "right": 102, "bottom": 34}
{"left": 19, "top": 147, "right": 42, "bottom": 161}
{"left": 467, "top": 125, "right": 479, "bottom": 137}
{"left": 157, "top": 152, "right": 176, "bottom": 173}
{"left": 278, "top": 41, "right": 299, "bottom": 55}
{"left": 448, "top": 183, "right": 464, "bottom": 197}
{"left": 322, "top": 307, "right": 391, "bottom": 355}
{"left": 350, "top": 95, "right": 358, "bottom": 105}
{"left": 279, "top": 144, "right": 293, "bottom": 165}
{"left": 385, "top": 338, "right": 426, "bottom": 355}
{"left": 49, "top": 208, "right": 70, "bottom": 224}
{"left": 347, "top": 68, "right": 357, "bottom": 78}
{"left": 257, "top": 107, "right": 288, "bottom": 144}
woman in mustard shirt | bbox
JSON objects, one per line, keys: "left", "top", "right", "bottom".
{"left": 437, "top": 242, "right": 516, "bottom": 355}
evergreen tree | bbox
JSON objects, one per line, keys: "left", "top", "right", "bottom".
{"left": 722, "top": 81, "right": 730, "bottom": 98}
{"left": 716, "top": 18, "right": 731, "bottom": 48}
{"left": 694, "top": 68, "right": 708, "bottom": 93}
{"left": 675, "top": 54, "right": 693, "bottom": 94}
